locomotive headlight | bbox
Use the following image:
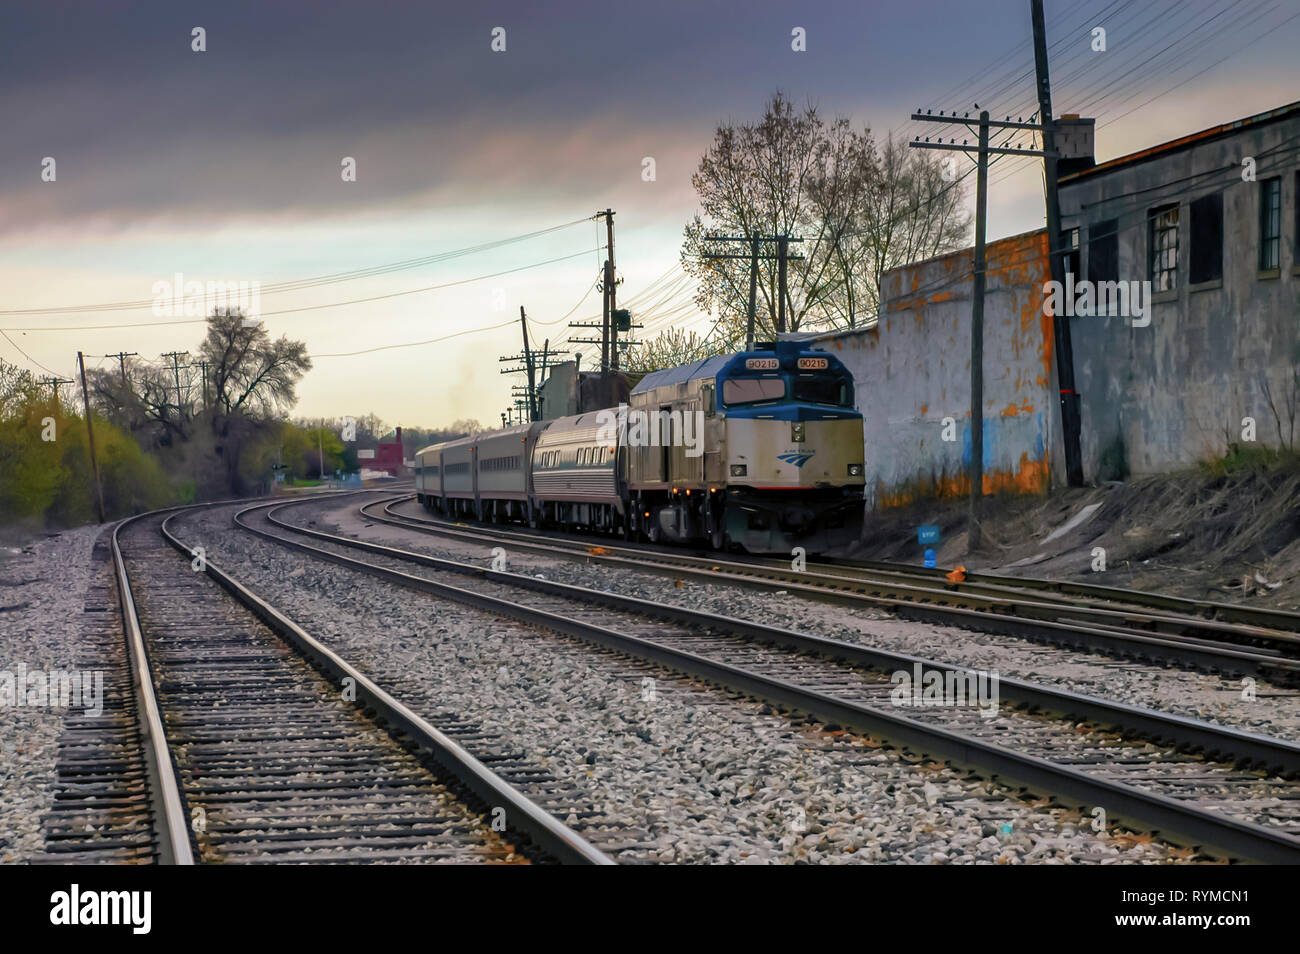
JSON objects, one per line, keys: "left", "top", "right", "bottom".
{"left": 848, "top": 463, "right": 863, "bottom": 476}
{"left": 730, "top": 464, "right": 747, "bottom": 477}
{"left": 791, "top": 422, "right": 806, "bottom": 442}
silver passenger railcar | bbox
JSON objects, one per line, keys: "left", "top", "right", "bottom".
{"left": 530, "top": 408, "right": 624, "bottom": 531}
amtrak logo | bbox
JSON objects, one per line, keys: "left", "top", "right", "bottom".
{"left": 777, "top": 451, "right": 816, "bottom": 468}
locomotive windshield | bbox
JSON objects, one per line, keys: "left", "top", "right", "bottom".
{"left": 722, "top": 376, "right": 786, "bottom": 406}
{"left": 792, "top": 374, "right": 853, "bottom": 407}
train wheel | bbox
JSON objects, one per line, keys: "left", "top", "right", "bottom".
{"left": 710, "top": 525, "right": 725, "bottom": 550}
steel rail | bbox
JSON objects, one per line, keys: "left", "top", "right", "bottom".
{"left": 158, "top": 506, "right": 612, "bottom": 866}
{"left": 266, "top": 497, "right": 1300, "bottom": 775}
{"left": 369, "top": 497, "right": 1299, "bottom": 651}
{"left": 841, "top": 557, "right": 1300, "bottom": 634}
{"left": 110, "top": 511, "right": 197, "bottom": 865}
{"left": 361, "top": 497, "right": 1300, "bottom": 685}
{"left": 240, "top": 498, "right": 1300, "bottom": 863}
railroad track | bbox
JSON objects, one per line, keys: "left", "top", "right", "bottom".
{"left": 36, "top": 531, "right": 157, "bottom": 863}
{"left": 360, "top": 496, "right": 1300, "bottom": 686}
{"left": 40, "top": 501, "right": 610, "bottom": 865}
{"left": 244, "top": 495, "right": 1300, "bottom": 862}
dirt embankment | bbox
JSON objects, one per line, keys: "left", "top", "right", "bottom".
{"left": 852, "top": 460, "right": 1300, "bottom": 611}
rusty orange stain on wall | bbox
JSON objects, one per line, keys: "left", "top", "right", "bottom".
{"left": 875, "top": 452, "right": 1050, "bottom": 508}
{"left": 869, "top": 228, "right": 1052, "bottom": 510}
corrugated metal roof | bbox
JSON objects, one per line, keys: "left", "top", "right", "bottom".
{"left": 631, "top": 353, "right": 734, "bottom": 393}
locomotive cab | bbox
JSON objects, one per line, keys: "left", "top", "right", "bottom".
{"left": 718, "top": 342, "right": 865, "bottom": 553}
{"left": 626, "top": 341, "right": 865, "bottom": 553}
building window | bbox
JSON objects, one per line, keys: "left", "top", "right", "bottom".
{"left": 1260, "top": 176, "right": 1281, "bottom": 270}
{"left": 1189, "top": 192, "right": 1223, "bottom": 284}
{"left": 1087, "top": 218, "right": 1118, "bottom": 284}
{"left": 1148, "top": 204, "right": 1179, "bottom": 292}
{"left": 1059, "top": 228, "right": 1080, "bottom": 282}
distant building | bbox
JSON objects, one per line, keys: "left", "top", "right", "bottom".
{"left": 356, "top": 426, "right": 404, "bottom": 477}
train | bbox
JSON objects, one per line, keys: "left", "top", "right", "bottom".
{"left": 414, "top": 340, "right": 866, "bottom": 553}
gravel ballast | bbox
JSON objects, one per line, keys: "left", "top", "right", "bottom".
{"left": 337, "top": 497, "right": 1300, "bottom": 743}
{"left": 0, "top": 525, "right": 104, "bottom": 863}
{"left": 175, "top": 500, "right": 1193, "bottom": 864}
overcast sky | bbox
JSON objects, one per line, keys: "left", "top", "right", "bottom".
{"left": 2, "top": 0, "right": 1298, "bottom": 428}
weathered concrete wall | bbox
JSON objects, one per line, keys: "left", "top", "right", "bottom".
{"left": 1059, "top": 107, "right": 1300, "bottom": 477}
{"left": 810, "top": 230, "right": 1054, "bottom": 509}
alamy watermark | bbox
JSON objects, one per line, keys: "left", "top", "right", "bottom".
{"left": 152, "top": 272, "right": 262, "bottom": 322}
{"left": 1043, "top": 273, "right": 1150, "bottom": 327}
{"left": 890, "top": 663, "right": 999, "bottom": 720}
{"left": 1, "top": 664, "right": 103, "bottom": 716}
{"left": 595, "top": 403, "right": 703, "bottom": 458}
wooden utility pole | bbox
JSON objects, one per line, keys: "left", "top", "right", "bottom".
{"left": 520, "top": 307, "right": 537, "bottom": 422}
{"left": 910, "top": 109, "right": 1056, "bottom": 552}
{"left": 190, "top": 360, "right": 210, "bottom": 411}
{"left": 78, "top": 352, "right": 106, "bottom": 523}
{"left": 501, "top": 313, "right": 563, "bottom": 423}
{"left": 1032, "top": 0, "right": 1084, "bottom": 487}
{"left": 703, "top": 234, "right": 803, "bottom": 346}
{"left": 604, "top": 209, "right": 619, "bottom": 370}
{"left": 969, "top": 112, "right": 990, "bottom": 549}
{"left": 161, "top": 351, "right": 188, "bottom": 422}
{"left": 106, "top": 351, "right": 137, "bottom": 385}
{"left": 776, "top": 236, "right": 789, "bottom": 334}
{"left": 40, "top": 376, "right": 74, "bottom": 402}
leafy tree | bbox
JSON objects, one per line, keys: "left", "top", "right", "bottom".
{"left": 0, "top": 359, "right": 172, "bottom": 526}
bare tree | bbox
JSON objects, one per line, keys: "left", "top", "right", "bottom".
{"left": 623, "top": 326, "right": 735, "bottom": 374}
{"left": 203, "top": 309, "right": 311, "bottom": 418}
{"left": 850, "top": 135, "right": 972, "bottom": 320}
{"left": 682, "top": 93, "right": 970, "bottom": 340}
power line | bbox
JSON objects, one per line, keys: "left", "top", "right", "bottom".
{"left": 0, "top": 217, "right": 593, "bottom": 318}
{"left": 0, "top": 328, "right": 65, "bottom": 377}
{"left": 311, "top": 263, "right": 611, "bottom": 360}
{"left": 5, "top": 247, "right": 604, "bottom": 332}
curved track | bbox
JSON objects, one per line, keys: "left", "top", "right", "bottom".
{"left": 47, "top": 500, "right": 610, "bottom": 865}
{"left": 242, "top": 494, "right": 1300, "bottom": 863}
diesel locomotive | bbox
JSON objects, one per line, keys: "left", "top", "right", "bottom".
{"left": 414, "top": 340, "right": 865, "bottom": 554}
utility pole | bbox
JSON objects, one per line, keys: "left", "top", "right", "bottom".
{"left": 501, "top": 309, "right": 564, "bottom": 423}
{"left": 777, "top": 236, "right": 789, "bottom": 334}
{"left": 77, "top": 352, "right": 106, "bottom": 523}
{"left": 317, "top": 418, "right": 326, "bottom": 482}
{"left": 703, "top": 234, "right": 804, "bottom": 345}
{"left": 161, "top": 351, "right": 188, "bottom": 422}
{"left": 189, "top": 360, "right": 210, "bottom": 411}
{"left": 910, "top": 109, "right": 1055, "bottom": 553}
{"left": 1032, "top": 0, "right": 1084, "bottom": 487}
{"left": 602, "top": 210, "right": 620, "bottom": 370}
{"left": 40, "top": 376, "right": 74, "bottom": 402}
{"left": 589, "top": 209, "right": 619, "bottom": 372}
{"left": 969, "top": 112, "right": 990, "bottom": 549}
{"left": 520, "top": 307, "right": 536, "bottom": 421}
{"left": 106, "top": 351, "right": 137, "bottom": 385}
